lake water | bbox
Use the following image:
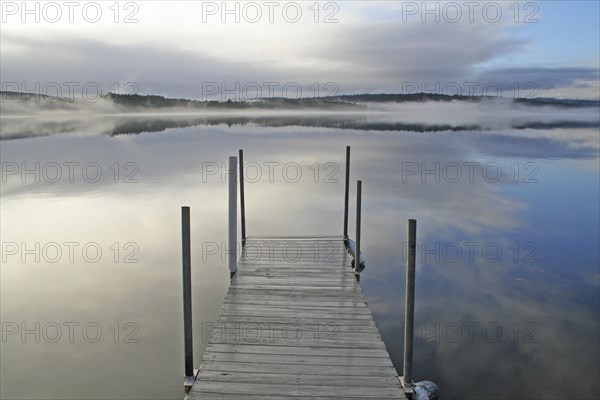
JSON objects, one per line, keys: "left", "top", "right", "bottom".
{"left": 1, "top": 104, "right": 599, "bottom": 399}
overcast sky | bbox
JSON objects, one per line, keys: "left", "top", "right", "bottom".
{"left": 1, "top": 1, "right": 599, "bottom": 100}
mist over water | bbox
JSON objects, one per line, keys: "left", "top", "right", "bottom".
{"left": 1, "top": 98, "right": 599, "bottom": 140}
{"left": 1, "top": 107, "right": 599, "bottom": 400}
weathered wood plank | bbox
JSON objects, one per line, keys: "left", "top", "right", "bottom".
{"left": 213, "top": 316, "right": 380, "bottom": 328}
{"left": 218, "top": 304, "right": 371, "bottom": 315}
{"left": 207, "top": 335, "right": 387, "bottom": 349}
{"left": 197, "top": 361, "right": 399, "bottom": 376}
{"left": 224, "top": 294, "right": 368, "bottom": 304}
{"left": 223, "top": 296, "right": 368, "bottom": 306}
{"left": 206, "top": 319, "right": 381, "bottom": 333}
{"left": 226, "top": 288, "right": 366, "bottom": 297}
{"left": 190, "top": 380, "right": 402, "bottom": 397}
{"left": 196, "top": 370, "right": 401, "bottom": 387}
{"left": 205, "top": 343, "right": 392, "bottom": 358}
{"left": 200, "top": 352, "right": 395, "bottom": 367}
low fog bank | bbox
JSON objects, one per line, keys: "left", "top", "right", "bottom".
{"left": 363, "top": 100, "right": 600, "bottom": 130}
{"left": 1, "top": 92, "right": 122, "bottom": 116}
{"left": 0, "top": 91, "right": 364, "bottom": 117}
{"left": 1, "top": 92, "right": 598, "bottom": 140}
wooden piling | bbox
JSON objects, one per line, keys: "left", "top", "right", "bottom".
{"left": 403, "top": 219, "right": 417, "bottom": 386}
{"left": 181, "top": 206, "right": 193, "bottom": 382}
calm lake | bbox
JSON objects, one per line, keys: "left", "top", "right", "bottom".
{"left": 1, "top": 103, "right": 599, "bottom": 399}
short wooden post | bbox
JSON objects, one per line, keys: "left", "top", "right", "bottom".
{"left": 354, "top": 180, "right": 362, "bottom": 281}
{"left": 403, "top": 219, "right": 417, "bottom": 386}
{"left": 343, "top": 146, "right": 351, "bottom": 240}
{"left": 181, "top": 206, "right": 194, "bottom": 384}
{"left": 228, "top": 156, "right": 238, "bottom": 279}
{"left": 239, "top": 149, "right": 246, "bottom": 245}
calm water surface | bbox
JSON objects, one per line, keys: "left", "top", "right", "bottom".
{"left": 1, "top": 109, "right": 599, "bottom": 400}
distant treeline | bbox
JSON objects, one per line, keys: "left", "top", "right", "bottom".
{"left": 330, "top": 93, "right": 477, "bottom": 102}
{"left": 513, "top": 97, "right": 600, "bottom": 108}
{"left": 80, "top": 92, "right": 600, "bottom": 109}
{"left": 2, "top": 90, "right": 599, "bottom": 110}
{"left": 104, "top": 92, "right": 205, "bottom": 108}
{"left": 104, "top": 92, "right": 478, "bottom": 107}
{"left": 103, "top": 92, "right": 364, "bottom": 110}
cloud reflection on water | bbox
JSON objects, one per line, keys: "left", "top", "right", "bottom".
{"left": 1, "top": 113, "right": 598, "bottom": 399}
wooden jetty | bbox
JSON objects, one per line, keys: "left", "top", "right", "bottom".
{"left": 180, "top": 148, "right": 438, "bottom": 400}
{"left": 188, "top": 235, "right": 407, "bottom": 399}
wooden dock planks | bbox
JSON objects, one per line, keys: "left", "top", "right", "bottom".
{"left": 188, "top": 237, "right": 406, "bottom": 399}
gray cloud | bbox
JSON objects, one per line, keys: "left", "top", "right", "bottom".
{"left": 312, "top": 21, "right": 525, "bottom": 87}
{"left": 1, "top": 33, "right": 277, "bottom": 99}
{"left": 0, "top": 21, "right": 570, "bottom": 98}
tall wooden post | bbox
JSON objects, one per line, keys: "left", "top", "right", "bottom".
{"left": 343, "top": 146, "right": 351, "bottom": 240}
{"left": 228, "top": 156, "right": 238, "bottom": 279}
{"left": 354, "top": 180, "right": 362, "bottom": 281}
{"left": 403, "top": 219, "right": 417, "bottom": 386}
{"left": 181, "top": 206, "right": 194, "bottom": 384}
{"left": 239, "top": 149, "right": 246, "bottom": 245}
